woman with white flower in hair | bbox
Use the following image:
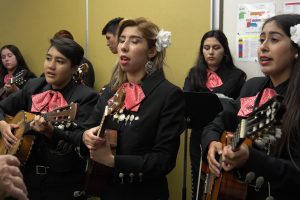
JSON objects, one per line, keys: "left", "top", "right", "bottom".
{"left": 81, "top": 17, "right": 185, "bottom": 200}
{"left": 203, "top": 14, "right": 300, "bottom": 199}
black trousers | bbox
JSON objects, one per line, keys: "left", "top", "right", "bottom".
{"left": 23, "top": 168, "right": 86, "bottom": 200}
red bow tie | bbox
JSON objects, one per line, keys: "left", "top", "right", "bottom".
{"left": 238, "top": 88, "right": 277, "bottom": 117}
{"left": 206, "top": 69, "right": 223, "bottom": 91}
{"left": 121, "top": 82, "right": 145, "bottom": 112}
{"left": 31, "top": 90, "right": 68, "bottom": 112}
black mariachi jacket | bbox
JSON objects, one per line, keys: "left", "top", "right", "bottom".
{"left": 82, "top": 69, "right": 186, "bottom": 200}
{"left": 201, "top": 77, "right": 300, "bottom": 200}
{"left": 0, "top": 77, "right": 99, "bottom": 173}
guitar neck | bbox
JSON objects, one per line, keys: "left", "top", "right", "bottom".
{"left": 42, "top": 111, "right": 70, "bottom": 123}
{"left": 229, "top": 119, "right": 248, "bottom": 151}
{"left": 96, "top": 106, "right": 108, "bottom": 137}
{"left": 94, "top": 89, "right": 125, "bottom": 138}
{"left": 40, "top": 103, "right": 77, "bottom": 124}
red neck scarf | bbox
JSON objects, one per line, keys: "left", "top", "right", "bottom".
{"left": 117, "top": 82, "right": 145, "bottom": 112}
{"left": 206, "top": 69, "right": 223, "bottom": 91}
{"left": 237, "top": 88, "right": 277, "bottom": 117}
{"left": 31, "top": 90, "right": 68, "bottom": 112}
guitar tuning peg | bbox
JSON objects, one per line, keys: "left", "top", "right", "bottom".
{"left": 266, "top": 109, "right": 271, "bottom": 116}
{"left": 66, "top": 123, "right": 71, "bottom": 128}
{"left": 275, "top": 128, "right": 282, "bottom": 138}
{"left": 254, "top": 139, "right": 265, "bottom": 149}
{"left": 259, "top": 122, "right": 264, "bottom": 128}
{"left": 252, "top": 125, "right": 258, "bottom": 132}
{"left": 267, "top": 135, "right": 276, "bottom": 143}
{"left": 72, "top": 122, "right": 77, "bottom": 127}
{"left": 57, "top": 124, "right": 65, "bottom": 130}
{"left": 113, "top": 113, "right": 119, "bottom": 121}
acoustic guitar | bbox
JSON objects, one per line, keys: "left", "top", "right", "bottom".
{"left": 85, "top": 88, "right": 125, "bottom": 196}
{"left": 0, "top": 103, "right": 78, "bottom": 164}
{"left": 202, "top": 95, "right": 284, "bottom": 200}
{"left": 0, "top": 69, "right": 28, "bottom": 98}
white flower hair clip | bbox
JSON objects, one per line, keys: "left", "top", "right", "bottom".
{"left": 155, "top": 29, "right": 171, "bottom": 52}
{"left": 290, "top": 24, "right": 300, "bottom": 47}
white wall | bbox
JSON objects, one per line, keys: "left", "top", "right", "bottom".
{"left": 223, "top": 0, "right": 298, "bottom": 79}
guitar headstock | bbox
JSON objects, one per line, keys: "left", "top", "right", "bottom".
{"left": 231, "top": 95, "right": 284, "bottom": 150}
{"left": 246, "top": 95, "right": 285, "bottom": 149}
{"left": 43, "top": 103, "right": 78, "bottom": 124}
{"left": 73, "top": 63, "right": 89, "bottom": 83}
{"left": 104, "top": 88, "right": 126, "bottom": 116}
{"left": 10, "top": 69, "right": 28, "bottom": 87}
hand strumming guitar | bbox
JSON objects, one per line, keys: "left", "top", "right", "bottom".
{"left": 0, "top": 120, "right": 18, "bottom": 149}
{"left": 221, "top": 143, "right": 249, "bottom": 171}
{"left": 82, "top": 126, "right": 102, "bottom": 150}
{"left": 207, "top": 139, "right": 250, "bottom": 176}
{"left": 207, "top": 141, "right": 223, "bottom": 177}
{"left": 4, "top": 83, "right": 20, "bottom": 95}
{"left": 83, "top": 127, "right": 115, "bottom": 167}
{"left": 29, "top": 115, "right": 54, "bottom": 138}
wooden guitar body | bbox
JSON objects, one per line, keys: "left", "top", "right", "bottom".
{"left": 85, "top": 159, "right": 113, "bottom": 196}
{"left": 0, "top": 103, "right": 77, "bottom": 165}
{"left": 202, "top": 132, "right": 248, "bottom": 200}
{"left": 218, "top": 173, "right": 248, "bottom": 200}
{"left": 0, "top": 111, "right": 35, "bottom": 164}
{"left": 203, "top": 170, "right": 248, "bottom": 200}
{"left": 202, "top": 96, "right": 284, "bottom": 200}
{"left": 85, "top": 129, "right": 117, "bottom": 196}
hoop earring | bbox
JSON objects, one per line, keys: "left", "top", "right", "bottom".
{"left": 145, "top": 61, "right": 156, "bottom": 75}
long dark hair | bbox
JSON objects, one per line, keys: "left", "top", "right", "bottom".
{"left": 264, "top": 14, "right": 300, "bottom": 167}
{"left": 0, "top": 44, "right": 31, "bottom": 76}
{"left": 188, "top": 30, "right": 237, "bottom": 91}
